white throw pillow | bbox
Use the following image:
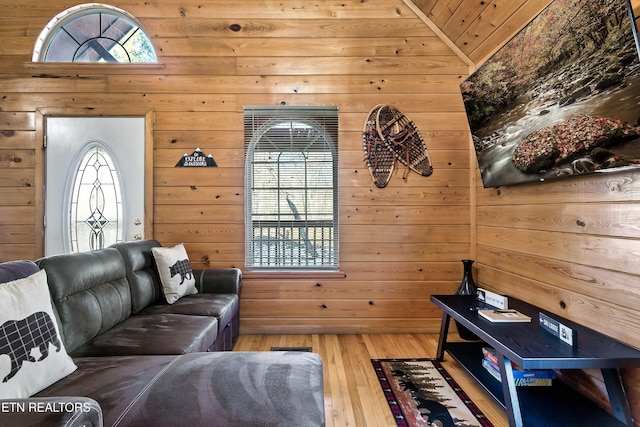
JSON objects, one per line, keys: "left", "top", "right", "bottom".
{"left": 151, "top": 243, "right": 197, "bottom": 304}
{"left": 0, "top": 270, "right": 77, "bottom": 398}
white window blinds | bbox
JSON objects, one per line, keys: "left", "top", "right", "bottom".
{"left": 244, "top": 106, "right": 339, "bottom": 270}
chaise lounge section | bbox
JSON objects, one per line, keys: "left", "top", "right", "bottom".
{"left": 0, "top": 241, "right": 325, "bottom": 427}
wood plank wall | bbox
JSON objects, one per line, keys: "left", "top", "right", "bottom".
{"left": 0, "top": 0, "right": 472, "bottom": 334}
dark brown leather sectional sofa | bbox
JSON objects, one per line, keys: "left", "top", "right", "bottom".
{"left": 0, "top": 241, "right": 325, "bottom": 427}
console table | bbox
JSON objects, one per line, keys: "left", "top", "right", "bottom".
{"left": 431, "top": 294, "right": 640, "bottom": 427}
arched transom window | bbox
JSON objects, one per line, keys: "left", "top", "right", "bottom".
{"left": 33, "top": 3, "right": 157, "bottom": 62}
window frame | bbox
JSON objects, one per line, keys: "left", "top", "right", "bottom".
{"left": 244, "top": 106, "right": 339, "bottom": 272}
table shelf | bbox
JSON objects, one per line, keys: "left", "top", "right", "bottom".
{"left": 445, "top": 341, "right": 626, "bottom": 427}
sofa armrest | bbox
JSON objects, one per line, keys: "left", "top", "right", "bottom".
{"left": 193, "top": 268, "right": 242, "bottom": 295}
{"left": 0, "top": 397, "right": 103, "bottom": 427}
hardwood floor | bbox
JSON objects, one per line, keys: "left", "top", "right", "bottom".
{"left": 233, "top": 334, "right": 509, "bottom": 427}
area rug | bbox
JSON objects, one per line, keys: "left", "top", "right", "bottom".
{"left": 372, "top": 358, "right": 494, "bottom": 427}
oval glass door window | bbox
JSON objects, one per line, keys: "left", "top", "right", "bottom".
{"left": 69, "top": 144, "right": 124, "bottom": 253}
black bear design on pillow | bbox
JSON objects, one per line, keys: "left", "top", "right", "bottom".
{"left": 0, "top": 311, "right": 61, "bottom": 382}
{"left": 169, "top": 259, "right": 192, "bottom": 285}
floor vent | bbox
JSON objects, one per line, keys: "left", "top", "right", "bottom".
{"left": 270, "top": 346, "right": 312, "bottom": 352}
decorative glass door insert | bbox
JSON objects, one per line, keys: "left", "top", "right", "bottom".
{"left": 70, "top": 145, "right": 124, "bottom": 253}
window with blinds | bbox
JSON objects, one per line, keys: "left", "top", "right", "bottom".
{"left": 244, "top": 106, "right": 339, "bottom": 270}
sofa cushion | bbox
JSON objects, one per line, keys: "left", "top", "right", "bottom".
{"left": 69, "top": 314, "right": 218, "bottom": 357}
{"left": 139, "top": 293, "right": 239, "bottom": 332}
{"left": 0, "top": 260, "right": 39, "bottom": 284}
{"left": 36, "top": 352, "right": 325, "bottom": 427}
{"left": 151, "top": 243, "right": 198, "bottom": 304}
{"left": 194, "top": 268, "right": 242, "bottom": 295}
{"left": 111, "top": 239, "right": 164, "bottom": 314}
{"left": 36, "top": 248, "right": 131, "bottom": 354}
{"left": 0, "top": 270, "right": 76, "bottom": 398}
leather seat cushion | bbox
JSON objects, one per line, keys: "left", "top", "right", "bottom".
{"left": 138, "top": 293, "right": 239, "bottom": 331}
{"left": 69, "top": 314, "right": 218, "bottom": 357}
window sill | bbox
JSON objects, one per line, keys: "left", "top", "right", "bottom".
{"left": 23, "top": 62, "right": 165, "bottom": 72}
{"left": 243, "top": 270, "right": 346, "bottom": 280}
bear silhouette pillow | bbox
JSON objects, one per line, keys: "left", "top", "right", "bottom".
{"left": 0, "top": 270, "right": 77, "bottom": 398}
{"left": 152, "top": 243, "right": 197, "bottom": 304}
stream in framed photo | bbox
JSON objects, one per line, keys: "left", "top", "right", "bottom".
{"left": 461, "top": 0, "right": 640, "bottom": 187}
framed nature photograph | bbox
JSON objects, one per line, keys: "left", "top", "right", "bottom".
{"left": 461, "top": 0, "right": 640, "bottom": 187}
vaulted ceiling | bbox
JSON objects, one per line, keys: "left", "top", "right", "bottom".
{"left": 407, "top": 0, "right": 640, "bottom": 67}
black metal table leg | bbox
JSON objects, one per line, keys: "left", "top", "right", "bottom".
{"left": 602, "top": 368, "right": 634, "bottom": 426}
{"left": 499, "top": 353, "right": 523, "bottom": 427}
{"left": 436, "top": 312, "right": 451, "bottom": 361}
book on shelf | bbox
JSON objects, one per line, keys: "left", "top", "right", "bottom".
{"left": 478, "top": 308, "right": 531, "bottom": 323}
{"left": 481, "top": 348, "right": 556, "bottom": 378}
{"left": 482, "top": 346, "right": 500, "bottom": 365}
{"left": 481, "top": 347, "right": 555, "bottom": 386}
{"left": 483, "top": 355, "right": 556, "bottom": 379}
{"left": 481, "top": 359, "right": 554, "bottom": 386}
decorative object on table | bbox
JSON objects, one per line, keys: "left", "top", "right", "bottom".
{"left": 175, "top": 148, "right": 217, "bottom": 167}
{"left": 372, "top": 358, "right": 494, "bottom": 427}
{"left": 455, "top": 259, "right": 478, "bottom": 340}
{"left": 476, "top": 287, "right": 508, "bottom": 310}
{"left": 376, "top": 105, "right": 433, "bottom": 180}
{"left": 362, "top": 104, "right": 432, "bottom": 187}
{"left": 363, "top": 104, "right": 395, "bottom": 188}
{"left": 539, "top": 312, "right": 577, "bottom": 346}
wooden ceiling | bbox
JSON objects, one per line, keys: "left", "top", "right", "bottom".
{"left": 407, "top": 0, "right": 640, "bottom": 67}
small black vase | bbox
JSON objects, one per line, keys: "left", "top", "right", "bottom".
{"left": 455, "top": 259, "right": 478, "bottom": 340}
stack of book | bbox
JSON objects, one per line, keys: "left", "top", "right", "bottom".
{"left": 482, "top": 347, "right": 555, "bottom": 386}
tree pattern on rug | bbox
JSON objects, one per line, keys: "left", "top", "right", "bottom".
{"left": 372, "top": 359, "right": 494, "bottom": 427}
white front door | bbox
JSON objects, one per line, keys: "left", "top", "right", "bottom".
{"left": 45, "top": 117, "right": 146, "bottom": 256}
